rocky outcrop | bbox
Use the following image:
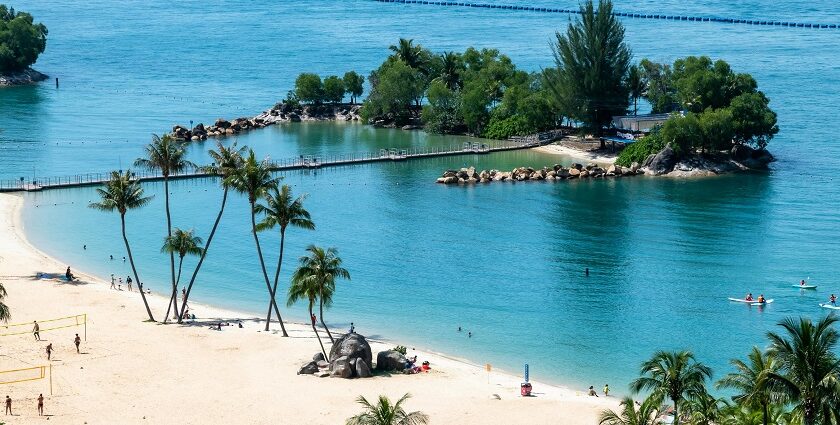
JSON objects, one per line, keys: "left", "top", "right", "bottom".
{"left": 643, "top": 144, "right": 775, "bottom": 177}
{"left": 0, "top": 68, "right": 48, "bottom": 86}
{"left": 646, "top": 144, "right": 677, "bottom": 175}
{"left": 327, "top": 333, "right": 373, "bottom": 379}
{"left": 376, "top": 350, "right": 408, "bottom": 372}
{"left": 436, "top": 163, "right": 643, "bottom": 184}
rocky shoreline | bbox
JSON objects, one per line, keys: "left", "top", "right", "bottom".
{"left": 0, "top": 68, "right": 49, "bottom": 86}
{"left": 436, "top": 162, "right": 644, "bottom": 184}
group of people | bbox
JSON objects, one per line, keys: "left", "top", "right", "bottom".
{"left": 5, "top": 394, "right": 45, "bottom": 416}
{"left": 32, "top": 321, "right": 82, "bottom": 359}
{"left": 588, "top": 384, "right": 610, "bottom": 397}
{"left": 109, "top": 274, "right": 134, "bottom": 291}
{"left": 743, "top": 293, "right": 767, "bottom": 303}
{"left": 403, "top": 355, "right": 431, "bottom": 374}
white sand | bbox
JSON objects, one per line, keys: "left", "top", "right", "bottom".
{"left": 0, "top": 193, "right": 616, "bottom": 424}
{"left": 533, "top": 144, "right": 618, "bottom": 165}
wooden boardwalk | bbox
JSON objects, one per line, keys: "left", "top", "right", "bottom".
{"left": 0, "top": 136, "right": 557, "bottom": 193}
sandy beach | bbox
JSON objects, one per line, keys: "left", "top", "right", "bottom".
{"left": 0, "top": 193, "right": 616, "bottom": 424}
{"left": 533, "top": 144, "right": 618, "bottom": 165}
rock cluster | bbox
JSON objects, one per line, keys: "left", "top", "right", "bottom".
{"left": 170, "top": 117, "right": 271, "bottom": 142}
{"left": 436, "top": 162, "right": 642, "bottom": 184}
{"left": 0, "top": 68, "right": 48, "bottom": 86}
{"left": 298, "top": 333, "right": 373, "bottom": 379}
{"left": 641, "top": 143, "right": 775, "bottom": 177}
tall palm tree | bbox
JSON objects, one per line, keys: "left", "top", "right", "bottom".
{"left": 255, "top": 185, "right": 315, "bottom": 330}
{"left": 630, "top": 350, "right": 713, "bottom": 425}
{"left": 226, "top": 150, "right": 288, "bottom": 336}
{"left": 389, "top": 38, "right": 426, "bottom": 72}
{"left": 288, "top": 268, "right": 327, "bottom": 359}
{"left": 628, "top": 64, "right": 645, "bottom": 116}
{"left": 89, "top": 170, "right": 155, "bottom": 321}
{"left": 0, "top": 282, "right": 10, "bottom": 323}
{"left": 599, "top": 396, "right": 665, "bottom": 425}
{"left": 291, "top": 245, "right": 350, "bottom": 343}
{"left": 161, "top": 228, "right": 203, "bottom": 322}
{"left": 767, "top": 315, "right": 840, "bottom": 425}
{"left": 436, "top": 51, "right": 463, "bottom": 91}
{"left": 134, "top": 134, "right": 195, "bottom": 321}
{"left": 346, "top": 393, "right": 429, "bottom": 425}
{"left": 716, "top": 346, "right": 780, "bottom": 425}
{"left": 684, "top": 393, "right": 723, "bottom": 425}
{"left": 177, "top": 141, "right": 245, "bottom": 323}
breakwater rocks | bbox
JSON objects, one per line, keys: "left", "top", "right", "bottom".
{"left": 168, "top": 103, "right": 362, "bottom": 141}
{"left": 0, "top": 68, "right": 48, "bottom": 86}
{"left": 436, "top": 162, "right": 643, "bottom": 184}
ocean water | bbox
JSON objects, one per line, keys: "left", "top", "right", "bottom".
{"left": 4, "top": 0, "right": 840, "bottom": 393}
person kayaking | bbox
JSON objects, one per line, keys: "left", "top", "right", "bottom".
{"left": 800, "top": 279, "right": 807, "bottom": 287}
{"left": 830, "top": 294, "right": 837, "bottom": 305}
{"left": 757, "top": 294, "right": 766, "bottom": 303}
{"left": 745, "top": 293, "right": 754, "bottom": 301}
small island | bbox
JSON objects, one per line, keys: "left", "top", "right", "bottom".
{"left": 0, "top": 4, "right": 48, "bottom": 86}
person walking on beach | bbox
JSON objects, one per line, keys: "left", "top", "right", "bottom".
{"left": 5, "top": 395, "right": 11, "bottom": 415}
{"left": 33, "top": 321, "right": 41, "bottom": 341}
{"left": 311, "top": 313, "right": 317, "bottom": 326}
{"left": 74, "top": 333, "right": 81, "bottom": 353}
{"left": 46, "top": 343, "right": 53, "bottom": 360}
{"left": 603, "top": 384, "right": 610, "bottom": 396}
{"left": 126, "top": 276, "right": 132, "bottom": 291}
{"left": 37, "top": 393, "right": 44, "bottom": 416}
{"left": 111, "top": 274, "right": 116, "bottom": 289}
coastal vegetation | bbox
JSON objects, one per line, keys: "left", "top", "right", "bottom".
{"left": 0, "top": 5, "right": 47, "bottom": 73}
{"left": 346, "top": 393, "right": 429, "bottom": 425}
{"left": 604, "top": 315, "right": 840, "bottom": 425}
{"left": 292, "top": 71, "right": 365, "bottom": 105}
{"left": 290, "top": 245, "right": 350, "bottom": 344}
{"left": 160, "top": 228, "right": 203, "bottom": 321}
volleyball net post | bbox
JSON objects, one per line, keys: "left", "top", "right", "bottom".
{"left": 0, "top": 365, "right": 52, "bottom": 395}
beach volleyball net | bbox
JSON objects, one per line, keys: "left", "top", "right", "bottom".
{"left": 0, "top": 365, "right": 53, "bottom": 394}
{"left": 0, "top": 314, "right": 87, "bottom": 339}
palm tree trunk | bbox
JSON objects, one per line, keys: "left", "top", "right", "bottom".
{"left": 164, "top": 257, "right": 184, "bottom": 323}
{"left": 265, "top": 230, "right": 286, "bottom": 327}
{"left": 319, "top": 289, "right": 334, "bottom": 343}
{"left": 672, "top": 398, "right": 679, "bottom": 425}
{"left": 163, "top": 177, "right": 179, "bottom": 320}
{"left": 178, "top": 187, "right": 228, "bottom": 323}
{"left": 122, "top": 214, "right": 155, "bottom": 321}
{"left": 762, "top": 401, "right": 768, "bottom": 425}
{"left": 310, "top": 302, "right": 327, "bottom": 359}
{"left": 250, "top": 202, "right": 288, "bottom": 336}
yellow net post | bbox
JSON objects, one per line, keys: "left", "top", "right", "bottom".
{"left": 0, "top": 365, "right": 52, "bottom": 395}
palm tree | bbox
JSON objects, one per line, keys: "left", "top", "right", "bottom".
{"left": 436, "top": 51, "right": 463, "bottom": 91}
{"left": 177, "top": 141, "right": 245, "bottom": 323}
{"left": 161, "top": 228, "right": 203, "bottom": 322}
{"left": 767, "top": 315, "right": 840, "bottom": 425}
{"left": 134, "top": 134, "right": 195, "bottom": 321}
{"left": 89, "top": 170, "right": 155, "bottom": 321}
{"left": 0, "top": 282, "right": 10, "bottom": 323}
{"left": 389, "top": 38, "right": 426, "bottom": 72}
{"left": 288, "top": 267, "right": 327, "bottom": 359}
{"left": 346, "top": 393, "right": 429, "bottom": 425}
{"left": 716, "top": 347, "right": 779, "bottom": 425}
{"left": 226, "top": 149, "right": 288, "bottom": 336}
{"left": 291, "top": 245, "right": 350, "bottom": 343}
{"left": 630, "top": 350, "right": 713, "bottom": 425}
{"left": 628, "top": 64, "right": 645, "bottom": 116}
{"left": 255, "top": 185, "right": 314, "bottom": 330}
{"left": 684, "top": 393, "right": 723, "bottom": 425}
{"left": 599, "top": 396, "right": 665, "bottom": 425}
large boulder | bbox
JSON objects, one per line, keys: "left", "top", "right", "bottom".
{"left": 376, "top": 350, "right": 407, "bottom": 372}
{"left": 742, "top": 148, "right": 774, "bottom": 169}
{"left": 298, "top": 361, "right": 319, "bottom": 375}
{"left": 647, "top": 144, "right": 677, "bottom": 175}
{"left": 355, "top": 358, "right": 372, "bottom": 378}
{"left": 328, "top": 333, "right": 373, "bottom": 378}
{"left": 731, "top": 143, "right": 754, "bottom": 161}
{"left": 330, "top": 356, "right": 354, "bottom": 378}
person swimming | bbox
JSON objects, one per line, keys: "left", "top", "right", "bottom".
{"left": 745, "top": 293, "right": 754, "bottom": 301}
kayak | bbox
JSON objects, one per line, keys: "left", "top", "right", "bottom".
{"left": 729, "top": 298, "right": 774, "bottom": 305}
{"left": 793, "top": 285, "right": 818, "bottom": 289}
{"left": 819, "top": 303, "right": 840, "bottom": 310}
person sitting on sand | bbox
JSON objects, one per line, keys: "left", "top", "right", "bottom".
{"left": 745, "top": 293, "right": 753, "bottom": 301}
{"left": 421, "top": 361, "right": 431, "bottom": 372}
{"left": 65, "top": 266, "right": 75, "bottom": 281}
{"left": 588, "top": 386, "right": 599, "bottom": 397}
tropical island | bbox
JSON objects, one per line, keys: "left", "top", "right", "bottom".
{"left": 0, "top": 5, "right": 48, "bottom": 86}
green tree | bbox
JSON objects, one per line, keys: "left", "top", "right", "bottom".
{"left": 434, "top": 51, "right": 464, "bottom": 90}
{"left": 346, "top": 393, "right": 429, "bottom": 425}
{"left": 698, "top": 108, "right": 734, "bottom": 152}
{"left": 178, "top": 142, "right": 245, "bottom": 323}
{"left": 0, "top": 5, "right": 48, "bottom": 73}
{"left": 226, "top": 150, "right": 288, "bottom": 336}
{"left": 161, "top": 228, "right": 203, "bottom": 322}
{"left": 671, "top": 56, "right": 756, "bottom": 113}
{"left": 0, "top": 282, "right": 10, "bottom": 323}
{"left": 598, "top": 396, "right": 665, "bottom": 425}
{"left": 548, "top": 0, "right": 631, "bottom": 138}
{"left": 684, "top": 393, "right": 724, "bottom": 425}
{"left": 716, "top": 347, "right": 780, "bottom": 425}
{"left": 343, "top": 71, "right": 365, "bottom": 104}
{"left": 89, "top": 171, "right": 155, "bottom": 321}
{"left": 290, "top": 245, "right": 349, "bottom": 343}
{"left": 295, "top": 73, "right": 324, "bottom": 104}
{"left": 361, "top": 60, "right": 424, "bottom": 125}
{"left": 323, "top": 75, "right": 345, "bottom": 104}
{"left": 639, "top": 59, "right": 677, "bottom": 113}
{"left": 421, "top": 80, "right": 462, "bottom": 134}
{"left": 134, "top": 134, "right": 195, "bottom": 322}
{"left": 729, "top": 92, "right": 778, "bottom": 149}
{"left": 767, "top": 315, "right": 840, "bottom": 425}
{"left": 630, "top": 350, "right": 713, "bottom": 425}
{"left": 628, "top": 64, "right": 645, "bottom": 116}
{"left": 388, "top": 38, "right": 429, "bottom": 73}
{"left": 660, "top": 113, "right": 702, "bottom": 155}
{"left": 287, "top": 255, "right": 328, "bottom": 359}
{"left": 255, "top": 185, "right": 314, "bottom": 331}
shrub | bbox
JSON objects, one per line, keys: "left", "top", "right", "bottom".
{"left": 483, "top": 115, "right": 533, "bottom": 140}
{"left": 616, "top": 129, "right": 665, "bottom": 167}
{"left": 392, "top": 345, "right": 407, "bottom": 355}
{"left": 0, "top": 5, "right": 48, "bottom": 73}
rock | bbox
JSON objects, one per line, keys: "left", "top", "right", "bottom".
{"left": 568, "top": 168, "right": 581, "bottom": 178}
{"left": 647, "top": 144, "right": 677, "bottom": 175}
{"left": 742, "top": 148, "right": 774, "bottom": 169}
{"left": 590, "top": 167, "right": 605, "bottom": 176}
{"left": 731, "top": 144, "right": 753, "bottom": 161}
{"left": 316, "top": 360, "right": 329, "bottom": 368}
{"left": 328, "top": 333, "right": 372, "bottom": 378}
{"left": 0, "top": 68, "right": 49, "bottom": 86}
{"left": 580, "top": 169, "right": 590, "bottom": 178}
{"left": 330, "top": 356, "right": 354, "bottom": 378}
{"left": 585, "top": 162, "right": 596, "bottom": 170}
{"left": 436, "top": 177, "right": 446, "bottom": 184}
{"left": 298, "top": 361, "right": 318, "bottom": 375}
{"left": 630, "top": 162, "right": 640, "bottom": 173}
{"left": 556, "top": 168, "right": 570, "bottom": 178}
{"left": 642, "top": 154, "right": 656, "bottom": 168}
{"left": 606, "top": 165, "right": 618, "bottom": 175}
{"left": 289, "top": 113, "right": 301, "bottom": 122}
{"left": 214, "top": 118, "right": 231, "bottom": 129}
{"left": 443, "top": 176, "right": 458, "bottom": 184}
{"left": 313, "top": 352, "right": 326, "bottom": 362}
{"left": 571, "top": 163, "right": 583, "bottom": 170}
{"left": 355, "top": 358, "right": 372, "bottom": 378}
{"left": 401, "top": 125, "right": 422, "bottom": 130}
{"left": 443, "top": 170, "right": 457, "bottom": 178}
{"left": 376, "top": 350, "right": 408, "bottom": 372}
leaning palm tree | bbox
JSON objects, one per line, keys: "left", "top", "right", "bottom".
{"left": 599, "top": 396, "right": 665, "bottom": 425}
{"left": 161, "top": 228, "right": 203, "bottom": 322}
{"left": 716, "top": 346, "right": 780, "bottom": 425}
{"left": 0, "top": 282, "right": 10, "bottom": 323}
{"left": 288, "top": 269, "right": 327, "bottom": 359}
{"left": 177, "top": 141, "right": 245, "bottom": 323}
{"left": 767, "top": 315, "right": 840, "bottom": 425}
{"left": 134, "top": 133, "right": 195, "bottom": 320}
{"left": 291, "top": 245, "right": 350, "bottom": 343}
{"left": 346, "top": 393, "right": 429, "bottom": 425}
{"left": 89, "top": 170, "right": 155, "bottom": 321}
{"left": 226, "top": 150, "right": 288, "bottom": 336}
{"left": 255, "top": 184, "right": 315, "bottom": 330}
{"left": 630, "top": 350, "right": 713, "bottom": 425}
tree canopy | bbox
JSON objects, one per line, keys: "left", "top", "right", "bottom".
{"left": 294, "top": 73, "right": 324, "bottom": 104}
{"left": 0, "top": 5, "right": 48, "bottom": 73}
{"left": 343, "top": 71, "right": 365, "bottom": 104}
{"left": 323, "top": 75, "right": 345, "bottom": 104}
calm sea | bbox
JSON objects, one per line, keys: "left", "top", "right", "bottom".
{"left": 3, "top": 0, "right": 840, "bottom": 392}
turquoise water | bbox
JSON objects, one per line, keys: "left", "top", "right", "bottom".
{"left": 4, "top": 0, "right": 840, "bottom": 393}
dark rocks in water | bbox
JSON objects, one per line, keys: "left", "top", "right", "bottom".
{"left": 328, "top": 333, "right": 373, "bottom": 379}
{"left": 289, "top": 113, "right": 301, "bottom": 122}
{"left": 298, "top": 361, "right": 319, "bottom": 375}
{"left": 647, "top": 144, "right": 677, "bottom": 175}
{"left": 0, "top": 68, "right": 48, "bottom": 86}
{"left": 731, "top": 143, "right": 753, "bottom": 161}
{"left": 214, "top": 118, "right": 231, "bottom": 129}
{"left": 376, "top": 350, "right": 408, "bottom": 372}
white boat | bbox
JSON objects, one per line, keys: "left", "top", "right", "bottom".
{"left": 819, "top": 303, "right": 840, "bottom": 310}
{"left": 792, "top": 285, "right": 818, "bottom": 289}
{"left": 729, "top": 297, "right": 774, "bottom": 305}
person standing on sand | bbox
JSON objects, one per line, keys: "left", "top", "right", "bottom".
{"left": 46, "top": 343, "right": 53, "bottom": 360}
{"left": 74, "top": 334, "right": 81, "bottom": 353}
{"left": 37, "top": 393, "right": 44, "bottom": 416}
{"left": 111, "top": 274, "right": 116, "bottom": 289}
{"left": 603, "top": 384, "right": 610, "bottom": 396}
{"left": 126, "top": 276, "right": 132, "bottom": 291}
{"left": 5, "top": 395, "right": 11, "bottom": 415}
{"left": 311, "top": 313, "right": 317, "bottom": 326}
{"left": 33, "top": 321, "right": 40, "bottom": 341}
